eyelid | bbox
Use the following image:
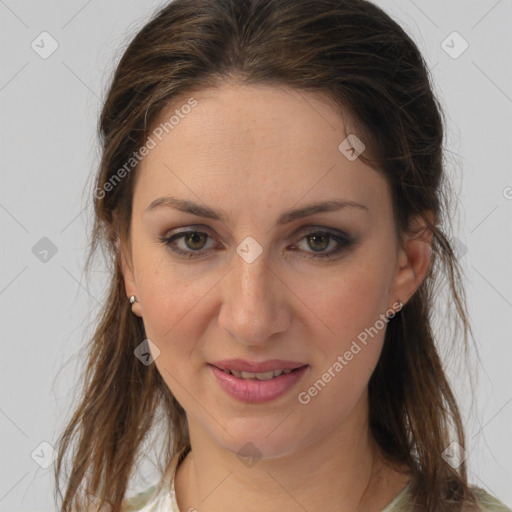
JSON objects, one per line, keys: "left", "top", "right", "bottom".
{"left": 160, "top": 225, "right": 354, "bottom": 260}
{"left": 288, "top": 228, "right": 352, "bottom": 258}
{"left": 161, "top": 224, "right": 349, "bottom": 241}
{"left": 159, "top": 226, "right": 222, "bottom": 256}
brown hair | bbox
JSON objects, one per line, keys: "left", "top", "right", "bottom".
{"left": 54, "top": 0, "right": 479, "bottom": 510}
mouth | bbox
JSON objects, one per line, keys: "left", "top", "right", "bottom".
{"left": 208, "top": 362, "right": 309, "bottom": 404}
{"left": 213, "top": 366, "right": 306, "bottom": 380}
{"left": 208, "top": 358, "right": 308, "bottom": 377}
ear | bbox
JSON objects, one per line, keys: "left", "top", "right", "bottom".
{"left": 389, "top": 212, "right": 434, "bottom": 306}
{"left": 117, "top": 237, "right": 143, "bottom": 317}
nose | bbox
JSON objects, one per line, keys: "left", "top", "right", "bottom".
{"left": 218, "top": 248, "right": 291, "bottom": 346}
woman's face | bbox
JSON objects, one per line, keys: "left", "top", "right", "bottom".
{"left": 121, "top": 82, "right": 422, "bottom": 459}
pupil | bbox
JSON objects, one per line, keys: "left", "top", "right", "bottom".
{"left": 308, "top": 234, "right": 329, "bottom": 252}
{"left": 186, "top": 232, "right": 206, "bottom": 250}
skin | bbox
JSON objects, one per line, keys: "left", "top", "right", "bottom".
{"left": 120, "top": 82, "right": 432, "bottom": 512}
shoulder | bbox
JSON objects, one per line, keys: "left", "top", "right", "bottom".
{"left": 121, "top": 484, "right": 160, "bottom": 512}
{"left": 122, "top": 445, "right": 189, "bottom": 512}
{"left": 384, "top": 483, "right": 511, "bottom": 512}
{"left": 471, "top": 487, "right": 512, "bottom": 512}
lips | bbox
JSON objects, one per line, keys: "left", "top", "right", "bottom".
{"left": 222, "top": 368, "right": 295, "bottom": 380}
{"left": 209, "top": 358, "right": 307, "bottom": 373}
{"left": 209, "top": 363, "right": 309, "bottom": 403}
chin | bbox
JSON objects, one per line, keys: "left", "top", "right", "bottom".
{"left": 208, "top": 416, "right": 312, "bottom": 463}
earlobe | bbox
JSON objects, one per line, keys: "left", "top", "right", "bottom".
{"left": 128, "top": 295, "right": 142, "bottom": 317}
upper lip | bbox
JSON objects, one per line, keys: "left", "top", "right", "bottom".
{"left": 210, "top": 359, "right": 308, "bottom": 373}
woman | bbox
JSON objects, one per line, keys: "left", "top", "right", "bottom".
{"left": 54, "top": 0, "right": 510, "bottom": 510}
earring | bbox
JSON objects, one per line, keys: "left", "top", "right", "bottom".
{"left": 129, "top": 295, "right": 142, "bottom": 318}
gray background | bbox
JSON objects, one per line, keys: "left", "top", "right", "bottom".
{"left": 1, "top": 1, "right": 511, "bottom": 510}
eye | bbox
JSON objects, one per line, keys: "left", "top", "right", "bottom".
{"left": 159, "top": 229, "right": 218, "bottom": 258}
{"left": 291, "top": 230, "right": 353, "bottom": 259}
{"left": 159, "top": 227, "right": 354, "bottom": 260}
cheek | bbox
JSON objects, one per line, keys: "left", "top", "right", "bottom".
{"left": 293, "top": 251, "right": 392, "bottom": 398}
{"left": 139, "top": 284, "right": 215, "bottom": 369}
{"left": 140, "top": 271, "right": 214, "bottom": 403}
{"left": 293, "top": 273, "right": 390, "bottom": 432}
{"left": 133, "top": 239, "right": 213, "bottom": 334}
{"left": 131, "top": 252, "right": 220, "bottom": 386}
{"left": 297, "top": 258, "right": 391, "bottom": 350}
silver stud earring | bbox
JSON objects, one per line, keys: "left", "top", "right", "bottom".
{"left": 129, "top": 295, "right": 137, "bottom": 304}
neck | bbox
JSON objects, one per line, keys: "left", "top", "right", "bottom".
{"left": 174, "top": 397, "right": 409, "bottom": 512}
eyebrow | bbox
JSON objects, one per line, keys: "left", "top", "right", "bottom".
{"left": 144, "top": 196, "right": 368, "bottom": 225}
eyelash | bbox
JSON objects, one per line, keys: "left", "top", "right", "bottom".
{"left": 158, "top": 227, "right": 354, "bottom": 260}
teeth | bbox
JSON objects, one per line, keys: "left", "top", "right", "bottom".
{"left": 228, "top": 368, "right": 294, "bottom": 380}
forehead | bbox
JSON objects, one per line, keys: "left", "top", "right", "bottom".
{"left": 133, "top": 82, "right": 389, "bottom": 216}
{"left": 147, "top": 82, "right": 358, "bottom": 163}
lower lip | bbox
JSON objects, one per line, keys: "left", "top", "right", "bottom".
{"left": 209, "top": 364, "right": 309, "bottom": 404}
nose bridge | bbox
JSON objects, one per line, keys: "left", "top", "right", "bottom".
{"left": 219, "top": 246, "right": 289, "bottom": 344}
{"left": 236, "top": 250, "right": 273, "bottom": 305}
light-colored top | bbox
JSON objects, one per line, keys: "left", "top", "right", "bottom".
{"left": 124, "top": 449, "right": 511, "bottom": 512}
